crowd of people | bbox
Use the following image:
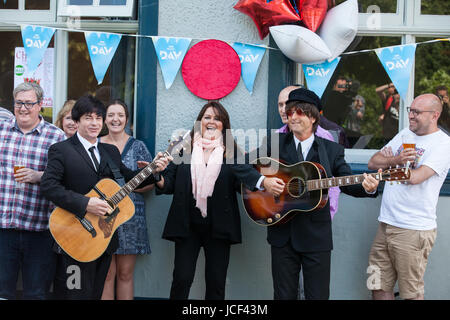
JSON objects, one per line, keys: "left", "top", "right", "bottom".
{"left": 0, "top": 79, "right": 449, "bottom": 301}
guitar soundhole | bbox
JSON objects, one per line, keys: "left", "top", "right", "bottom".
{"left": 287, "top": 177, "right": 306, "bottom": 198}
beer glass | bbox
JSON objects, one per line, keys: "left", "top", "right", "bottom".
{"left": 402, "top": 133, "right": 415, "bottom": 150}
{"left": 14, "top": 160, "right": 26, "bottom": 189}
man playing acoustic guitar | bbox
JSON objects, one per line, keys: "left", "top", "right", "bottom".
{"left": 41, "top": 95, "right": 170, "bottom": 299}
{"left": 261, "top": 88, "right": 380, "bottom": 300}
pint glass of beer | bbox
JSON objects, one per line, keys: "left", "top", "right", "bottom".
{"left": 14, "top": 160, "right": 26, "bottom": 189}
{"left": 402, "top": 133, "right": 415, "bottom": 150}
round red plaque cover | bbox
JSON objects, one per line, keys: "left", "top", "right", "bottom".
{"left": 182, "top": 39, "right": 241, "bottom": 100}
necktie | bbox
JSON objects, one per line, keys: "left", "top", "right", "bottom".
{"left": 88, "top": 146, "right": 100, "bottom": 172}
{"left": 297, "top": 143, "right": 304, "bottom": 162}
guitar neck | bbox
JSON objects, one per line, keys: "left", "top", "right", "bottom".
{"left": 307, "top": 172, "right": 382, "bottom": 191}
{"left": 108, "top": 162, "right": 158, "bottom": 206}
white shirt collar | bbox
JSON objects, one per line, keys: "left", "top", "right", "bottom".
{"left": 293, "top": 133, "right": 315, "bottom": 160}
{"left": 77, "top": 132, "right": 98, "bottom": 151}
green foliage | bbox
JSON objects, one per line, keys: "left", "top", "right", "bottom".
{"left": 417, "top": 69, "right": 450, "bottom": 95}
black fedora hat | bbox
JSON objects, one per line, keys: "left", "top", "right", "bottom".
{"left": 286, "top": 88, "right": 322, "bottom": 112}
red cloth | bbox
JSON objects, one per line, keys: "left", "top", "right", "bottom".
{"left": 182, "top": 40, "right": 241, "bottom": 100}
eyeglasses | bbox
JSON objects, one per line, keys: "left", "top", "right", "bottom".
{"left": 286, "top": 107, "right": 306, "bottom": 118}
{"left": 406, "top": 107, "right": 435, "bottom": 116}
{"left": 14, "top": 100, "right": 40, "bottom": 110}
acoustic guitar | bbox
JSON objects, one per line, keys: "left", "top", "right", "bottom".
{"left": 49, "top": 131, "right": 191, "bottom": 262}
{"left": 241, "top": 158, "right": 411, "bottom": 226}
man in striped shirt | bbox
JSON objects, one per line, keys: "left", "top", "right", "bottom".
{"left": 0, "top": 82, "right": 66, "bottom": 300}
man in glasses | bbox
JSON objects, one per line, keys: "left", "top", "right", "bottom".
{"left": 0, "top": 81, "right": 66, "bottom": 300}
{"left": 367, "top": 94, "right": 450, "bottom": 300}
{"left": 265, "top": 87, "right": 380, "bottom": 300}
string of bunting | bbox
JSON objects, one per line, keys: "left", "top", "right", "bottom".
{"left": 5, "top": 21, "right": 448, "bottom": 100}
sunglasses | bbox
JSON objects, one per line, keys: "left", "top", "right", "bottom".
{"left": 286, "top": 107, "right": 306, "bottom": 118}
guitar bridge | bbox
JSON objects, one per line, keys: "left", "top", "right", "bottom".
{"left": 77, "top": 217, "right": 97, "bottom": 238}
{"left": 105, "top": 207, "right": 120, "bottom": 223}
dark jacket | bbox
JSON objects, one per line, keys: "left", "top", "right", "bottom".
{"left": 41, "top": 134, "right": 156, "bottom": 253}
{"left": 156, "top": 155, "right": 261, "bottom": 244}
{"left": 264, "top": 132, "right": 377, "bottom": 252}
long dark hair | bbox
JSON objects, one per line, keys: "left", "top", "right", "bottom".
{"left": 191, "top": 101, "right": 241, "bottom": 159}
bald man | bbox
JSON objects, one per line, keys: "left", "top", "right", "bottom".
{"left": 367, "top": 94, "right": 450, "bottom": 300}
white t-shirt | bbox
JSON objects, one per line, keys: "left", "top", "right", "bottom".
{"left": 379, "top": 128, "right": 450, "bottom": 230}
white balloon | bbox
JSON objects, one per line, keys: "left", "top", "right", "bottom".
{"left": 318, "top": 0, "right": 358, "bottom": 61}
{"left": 269, "top": 25, "right": 332, "bottom": 64}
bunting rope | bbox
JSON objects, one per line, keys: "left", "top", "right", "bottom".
{"left": 340, "top": 37, "right": 450, "bottom": 56}
{"left": 5, "top": 19, "right": 450, "bottom": 97}
{"left": 1, "top": 21, "right": 448, "bottom": 54}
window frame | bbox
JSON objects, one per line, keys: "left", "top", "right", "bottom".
{"left": 0, "top": 0, "right": 57, "bottom": 22}
{"left": 57, "top": 0, "right": 136, "bottom": 18}
{"left": 296, "top": 0, "right": 450, "bottom": 164}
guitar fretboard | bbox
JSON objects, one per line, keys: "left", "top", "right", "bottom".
{"left": 307, "top": 172, "right": 382, "bottom": 191}
{"left": 109, "top": 162, "right": 158, "bottom": 206}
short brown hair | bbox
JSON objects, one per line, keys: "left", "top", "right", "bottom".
{"left": 285, "top": 101, "right": 320, "bottom": 132}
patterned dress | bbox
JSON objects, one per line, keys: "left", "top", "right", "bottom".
{"left": 115, "top": 137, "right": 152, "bottom": 255}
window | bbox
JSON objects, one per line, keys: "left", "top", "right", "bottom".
{"left": 67, "top": 31, "right": 136, "bottom": 134}
{"left": 320, "top": 36, "right": 402, "bottom": 150}
{"left": 414, "top": 38, "right": 450, "bottom": 135}
{"left": 0, "top": 31, "right": 55, "bottom": 122}
{"left": 57, "top": 0, "right": 136, "bottom": 17}
{"left": 0, "top": 0, "right": 55, "bottom": 21}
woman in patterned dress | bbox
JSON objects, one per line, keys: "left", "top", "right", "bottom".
{"left": 100, "top": 99, "right": 153, "bottom": 300}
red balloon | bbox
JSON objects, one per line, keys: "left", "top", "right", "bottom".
{"left": 182, "top": 40, "right": 241, "bottom": 100}
{"left": 234, "top": 0, "right": 301, "bottom": 39}
{"left": 296, "top": 0, "right": 328, "bottom": 32}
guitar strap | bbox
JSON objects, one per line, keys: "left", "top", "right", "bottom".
{"left": 102, "top": 149, "right": 126, "bottom": 187}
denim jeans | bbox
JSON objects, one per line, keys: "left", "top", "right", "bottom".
{"left": 0, "top": 229, "right": 56, "bottom": 300}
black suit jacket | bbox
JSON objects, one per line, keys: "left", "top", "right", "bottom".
{"left": 41, "top": 134, "right": 156, "bottom": 253}
{"left": 156, "top": 156, "right": 261, "bottom": 244}
{"left": 263, "top": 132, "right": 377, "bottom": 252}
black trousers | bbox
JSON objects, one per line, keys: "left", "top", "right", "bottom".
{"left": 53, "top": 251, "right": 112, "bottom": 300}
{"left": 271, "top": 241, "right": 331, "bottom": 300}
{"left": 170, "top": 230, "right": 231, "bottom": 300}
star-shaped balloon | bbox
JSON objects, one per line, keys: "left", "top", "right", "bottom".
{"left": 234, "top": 0, "right": 301, "bottom": 39}
{"left": 296, "top": 0, "right": 328, "bottom": 32}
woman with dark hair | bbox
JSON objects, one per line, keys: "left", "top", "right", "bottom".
{"left": 100, "top": 99, "right": 153, "bottom": 300}
{"left": 155, "top": 101, "right": 279, "bottom": 300}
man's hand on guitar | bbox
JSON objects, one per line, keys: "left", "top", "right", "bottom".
{"left": 263, "top": 177, "right": 285, "bottom": 197}
{"left": 86, "top": 197, "right": 111, "bottom": 217}
{"left": 362, "top": 169, "right": 381, "bottom": 194}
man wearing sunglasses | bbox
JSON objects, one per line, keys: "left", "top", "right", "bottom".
{"left": 265, "top": 87, "right": 380, "bottom": 300}
{"left": 0, "top": 81, "right": 66, "bottom": 300}
{"left": 367, "top": 94, "right": 450, "bottom": 300}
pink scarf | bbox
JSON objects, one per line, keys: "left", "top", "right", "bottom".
{"left": 191, "top": 133, "right": 224, "bottom": 217}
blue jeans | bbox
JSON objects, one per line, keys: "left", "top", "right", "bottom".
{"left": 0, "top": 229, "right": 56, "bottom": 300}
